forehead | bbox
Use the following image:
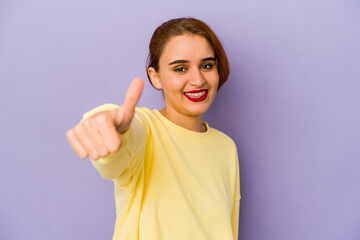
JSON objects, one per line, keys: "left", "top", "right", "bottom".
{"left": 160, "top": 34, "right": 215, "bottom": 62}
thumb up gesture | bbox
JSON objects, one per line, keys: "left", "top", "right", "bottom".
{"left": 66, "top": 78, "right": 144, "bottom": 160}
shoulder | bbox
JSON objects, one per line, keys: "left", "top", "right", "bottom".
{"left": 133, "top": 107, "right": 160, "bottom": 131}
{"left": 135, "top": 106, "right": 154, "bottom": 116}
{"left": 209, "top": 126, "right": 237, "bottom": 150}
{"left": 134, "top": 107, "right": 156, "bottom": 122}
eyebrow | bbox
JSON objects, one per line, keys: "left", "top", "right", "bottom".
{"left": 168, "top": 57, "right": 216, "bottom": 65}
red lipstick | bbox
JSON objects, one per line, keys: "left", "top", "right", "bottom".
{"left": 183, "top": 89, "right": 208, "bottom": 102}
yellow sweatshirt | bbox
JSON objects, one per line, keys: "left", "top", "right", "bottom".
{"left": 83, "top": 104, "right": 241, "bottom": 240}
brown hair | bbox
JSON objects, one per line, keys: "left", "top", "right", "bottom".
{"left": 146, "top": 17, "right": 230, "bottom": 90}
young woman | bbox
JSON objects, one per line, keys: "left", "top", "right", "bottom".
{"left": 67, "top": 17, "right": 241, "bottom": 240}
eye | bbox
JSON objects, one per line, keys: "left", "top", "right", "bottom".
{"left": 174, "top": 67, "right": 187, "bottom": 72}
{"left": 201, "top": 63, "right": 214, "bottom": 70}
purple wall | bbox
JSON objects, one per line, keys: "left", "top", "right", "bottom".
{"left": 1, "top": 0, "right": 359, "bottom": 239}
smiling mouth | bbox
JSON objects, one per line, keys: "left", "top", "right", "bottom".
{"left": 184, "top": 89, "right": 208, "bottom": 102}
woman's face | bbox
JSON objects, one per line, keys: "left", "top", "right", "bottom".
{"left": 149, "top": 34, "right": 219, "bottom": 119}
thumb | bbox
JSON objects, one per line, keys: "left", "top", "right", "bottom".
{"left": 114, "top": 78, "right": 144, "bottom": 127}
{"left": 123, "top": 78, "right": 144, "bottom": 112}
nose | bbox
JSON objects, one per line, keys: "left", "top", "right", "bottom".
{"left": 188, "top": 68, "right": 206, "bottom": 87}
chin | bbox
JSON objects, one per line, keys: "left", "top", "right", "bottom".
{"left": 185, "top": 104, "right": 212, "bottom": 116}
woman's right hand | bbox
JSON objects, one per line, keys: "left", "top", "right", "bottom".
{"left": 66, "top": 78, "right": 144, "bottom": 160}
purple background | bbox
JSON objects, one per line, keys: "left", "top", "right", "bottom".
{"left": 1, "top": 0, "right": 359, "bottom": 239}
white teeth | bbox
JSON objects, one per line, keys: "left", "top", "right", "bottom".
{"left": 184, "top": 91, "right": 206, "bottom": 98}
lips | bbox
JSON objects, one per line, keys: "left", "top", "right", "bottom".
{"left": 184, "top": 89, "right": 208, "bottom": 102}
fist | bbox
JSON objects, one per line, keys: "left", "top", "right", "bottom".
{"left": 66, "top": 78, "right": 144, "bottom": 160}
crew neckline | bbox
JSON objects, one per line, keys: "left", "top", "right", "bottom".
{"left": 152, "top": 109, "right": 216, "bottom": 144}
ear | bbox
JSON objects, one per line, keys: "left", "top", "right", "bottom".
{"left": 147, "top": 67, "right": 163, "bottom": 90}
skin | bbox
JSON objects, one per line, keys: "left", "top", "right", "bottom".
{"left": 66, "top": 78, "right": 144, "bottom": 160}
{"left": 66, "top": 34, "right": 219, "bottom": 160}
{"left": 148, "top": 34, "right": 219, "bottom": 132}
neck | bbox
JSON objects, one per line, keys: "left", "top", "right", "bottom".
{"left": 160, "top": 107, "right": 206, "bottom": 133}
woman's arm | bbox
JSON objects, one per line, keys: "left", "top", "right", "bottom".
{"left": 231, "top": 199, "right": 240, "bottom": 240}
{"left": 66, "top": 78, "right": 145, "bottom": 186}
{"left": 87, "top": 107, "right": 146, "bottom": 187}
{"left": 231, "top": 151, "right": 241, "bottom": 240}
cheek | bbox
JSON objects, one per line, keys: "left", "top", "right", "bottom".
{"left": 207, "top": 72, "right": 220, "bottom": 88}
{"left": 160, "top": 73, "right": 186, "bottom": 92}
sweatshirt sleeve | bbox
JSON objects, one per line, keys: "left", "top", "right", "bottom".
{"left": 82, "top": 104, "right": 147, "bottom": 188}
{"left": 231, "top": 151, "right": 241, "bottom": 240}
